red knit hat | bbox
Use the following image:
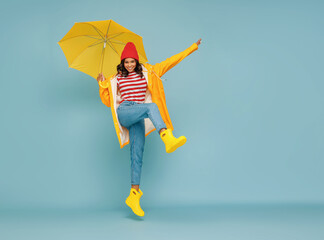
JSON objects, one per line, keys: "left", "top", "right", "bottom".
{"left": 121, "top": 42, "right": 139, "bottom": 61}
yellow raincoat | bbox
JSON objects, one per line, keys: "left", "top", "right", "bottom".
{"left": 98, "top": 42, "right": 198, "bottom": 148}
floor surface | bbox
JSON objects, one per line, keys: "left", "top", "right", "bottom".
{"left": 1, "top": 204, "right": 324, "bottom": 240}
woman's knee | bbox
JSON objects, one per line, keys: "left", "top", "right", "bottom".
{"left": 148, "top": 102, "right": 158, "bottom": 111}
{"left": 118, "top": 118, "right": 129, "bottom": 128}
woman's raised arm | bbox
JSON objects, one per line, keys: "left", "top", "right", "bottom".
{"left": 152, "top": 38, "right": 202, "bottom": 77}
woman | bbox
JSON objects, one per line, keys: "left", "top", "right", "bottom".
{"left": 97, "top": 38, "right": 202, "bottom": 216}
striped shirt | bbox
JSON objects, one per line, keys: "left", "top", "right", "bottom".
{"left": 117, "top": 71, "right": 147, "bottom": 104}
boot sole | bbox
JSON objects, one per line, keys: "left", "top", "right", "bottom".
{"left": 167, "top": 137, "right": 187, "bottom": 153}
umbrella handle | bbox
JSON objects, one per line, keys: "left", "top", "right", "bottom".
{"left": 99, "top": 72, "right": 105, "bottom": 81}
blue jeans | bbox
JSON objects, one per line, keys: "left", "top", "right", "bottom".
{"left": 117, "top": 101, "right": 167, "bottom": 185}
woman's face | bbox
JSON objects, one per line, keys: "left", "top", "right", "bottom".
{"left": 124, "top": 58, "right": 136, "bottom": 73}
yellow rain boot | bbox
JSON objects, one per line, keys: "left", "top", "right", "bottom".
{"left": 125, "top": 188, "right": 145, "bottom": 217}
{"left": 160, "top": 129, "right": 187, "bottom": 153}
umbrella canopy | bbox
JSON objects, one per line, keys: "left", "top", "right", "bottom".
{"left": 58, "top": 19, "right": 148, "bottom": 79}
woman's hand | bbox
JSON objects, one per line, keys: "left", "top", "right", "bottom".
{"left": 196, "top": 38, "right": 202, "bottom": 46}
{"left": 97, "top": 73, "right": 106, "bottom": 82}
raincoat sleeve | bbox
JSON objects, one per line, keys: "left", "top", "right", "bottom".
{"left": 98, "top": 80, "right": 111, "bottom": 108}
{"left": 152, "top": 43, "right": 198, "bottom": 77}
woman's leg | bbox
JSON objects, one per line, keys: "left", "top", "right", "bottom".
{"left": 129, "top": 119, "right": 145, "bottom": 190}
{"left": 125, "top": 121, "right": 146, "bottom": 217}
{"left": 117, "top": 101, "right": 167, "bottom": 134}
{"left": 117, "top": 101, "right": 166, "bottom": 191}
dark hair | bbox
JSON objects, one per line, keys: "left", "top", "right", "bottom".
{"left": 117, "top": 58, "right": 143, "bottom": 78}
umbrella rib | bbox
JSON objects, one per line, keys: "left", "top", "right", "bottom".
{"left": 106, "top": 32, "right": 123, "bottom": 39}
{"left": 109, "top": 39, "right": 127, "bottom": 46}
{"left": 84, "top": 35, "right": 103, "bottom": 40}
{"left": 91, "top": 26, "right": 105, "bottom": 40}
{"left": 87, "top": 40, "right": 104, "bottom": 48}
{"left": 108, "top": 32, "right": 125, "bottom": 40}
{"left": 107, "top": 40, "right": 119, "bottom": 56}
{"left": 105, "top": 20, "right": 111, "bottom": 38}
{"left": 58, "top": 35, "right": 103, "bottom": 43}
{"left": 80, "top": 22, "right": 105, "bottom": 40}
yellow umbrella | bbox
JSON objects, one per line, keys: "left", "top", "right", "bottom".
{"left": 57, "top": 19, "right": 148, "bottom": 79}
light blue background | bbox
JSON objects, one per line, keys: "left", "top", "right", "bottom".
{"left": 1, "top": 0, "right": 324, "bottom": 213}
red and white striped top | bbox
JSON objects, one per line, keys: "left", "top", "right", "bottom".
{"left": 117, "top": 71, "right": 147, "bottom": 104}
